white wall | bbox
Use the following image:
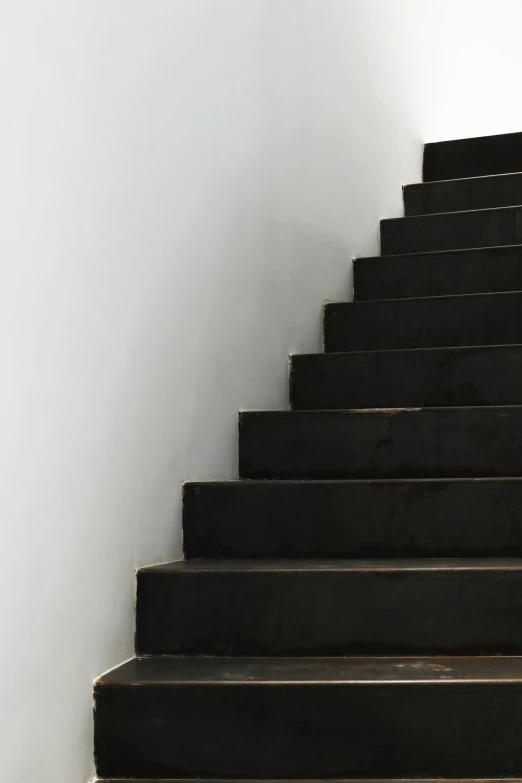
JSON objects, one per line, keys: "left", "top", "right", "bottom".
{"left": 1, "top": 2, "right": 522, "bottom": 781}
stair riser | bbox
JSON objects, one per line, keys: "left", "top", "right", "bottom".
{"left": 95, "top": 681, "right": 522, "bottom": 778}
{"left": 291, "top": 347, "right": 522, "bottom": 409}
{"left": 423, "top": 131, "right": 522, "bottom": 181}
{"left": 353, "top": 246, "right": 522, "bottom": 300}
{"left": 404, "top": 173, "right": 522, "bottom": 216}
{"left": 183, "top": 480, "right": 522, "bottom": 559}
{"left": 381, "top": 206, "right": 522, "bottom": 255}
{"left": 136, "top": 567, "right": 522, "bottom": 656}
{"left": 239, "top": 408, "right": 522, "bottom": 480}
{"left": 324, "top": 293, "right": 522, "bottom": 352}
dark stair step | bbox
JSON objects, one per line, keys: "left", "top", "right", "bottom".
{"left": 291, "top": 345, "right": 522, "bottom": 409}
{"left": 239, "top": 406, "right": 522, "bottom": 480}
{"left": 353, "top": 245, "right": 522, "bottom": 300}
{"left": 95, "top": 655, "right": 522, "bottom": 778}
{"left": 136, "top": 558, "right": 522, "bottom": 656}
{"left": 324, "top": 291, "right": 522, "bottom": 352}
{"left": 404, "top": 172, "right": 522, "bottom": 216}
{"left": 381, "top": 205, "right": 522, "bottom": 255}
{"left": 183, "top": 478, "right": 522, "bottom": 559}
{"left": 423, "top": 130, "right": 522, "bottom": 181}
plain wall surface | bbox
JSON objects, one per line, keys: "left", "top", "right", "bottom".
{"left": 1, "top": 1, "right": 522, "bottom": 781}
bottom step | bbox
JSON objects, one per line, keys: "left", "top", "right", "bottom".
{"left": 95, "top": 656, "right": 522, "bottom": 779}
{"left": 97, "top": 780, "right": 522, "bottom": 783}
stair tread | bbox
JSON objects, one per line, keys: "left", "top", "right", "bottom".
{"left": 383, "top": 202, "right": 522, "bottom": 223}
{"left": 185, "top": 476, "right": 522, "bottom": 485}
{"left": 408, "top": 170, "right": 522, "bottom": 187}
{"left": 98, "top": 654, "right": 522, "bottom": 685}
{"left": 355, "top": 241, "right": 522, "bottom": 260}
{"left": 333, "top": 288, "right": 522, "bottom": 305}
{"left": 141, "top": 557, "right": 522, "bottom": 573}
{"left": 293, "top": 342, "right": 522, "bottom": 357}
{"left": 241, "top": 404, "right": 522, "bottom": 413}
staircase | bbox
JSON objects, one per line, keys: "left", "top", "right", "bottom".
{"left": 94, "top": 130, "right": 522, "bottom": 782}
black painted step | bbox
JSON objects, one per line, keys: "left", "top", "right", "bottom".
{"left": 136, "top": 558, "right": 522, "bottom": 656}
{"left": 324, "top": 291, "right": 522, "bottom": 352}
{"left": 291, "top": 345, "right": 522, "bottom": 409}
{"left": 95, "top": 655, "right": 522, "bottom": 778}
{"left": 424, "top": 130, "right": 522, "bottom": 181}
{"left": 183, "top": 478, "right": 522, "bottom": 559}
{"left": 239, "top": 406, "right": 522, "bottom": 480}
{"left": 404, "top": 172, "right": 522, "bottom": 216}
{"left": 95, "top": 780, "right": 522, "bottom": 783}
{"left": 381, "top": 205, "right": 522, "bottom": 255}
{"left": 353, "top": 245, "right": 522, "bottom": 300}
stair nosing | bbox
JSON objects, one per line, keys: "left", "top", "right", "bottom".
{"left": 183, "top": 477, "right": 522, "bottom": 486}
{"left": 240, "top": 404, "right": 522, "bottom": 414}
{"left": 404, "top": 170, "right": 522, "bottom": 188}
{"left": 382, "top": 202, "right": 522, "bottom": 225}
{"left": 291, "top": 342, "right": 522, "bottom": 358}
{"left": 353, "top": 242, "right": 522, "bottom": 262}
{"left": 96, "top": 654, "right": 522, "bottom": 687}
{"left": 325, "top": 288, "right": 522, "bottom": 305}
{"left": 139, "top": 557, "right": 522, "bottom": 574}
{"left": 95, "top": 779, "right": 522, "bottom": 782}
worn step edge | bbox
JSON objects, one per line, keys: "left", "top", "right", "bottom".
{"left": 408, "top": 170, "right": 522, "bottom": 186}
{"left": 292, "top": 342, "right": 522, "bottom": 358}
{"left": 96, "top": 655, "right": 522, "bottom": 685}
{"left": 324, "top": 288, "right": 522, "bottom": 307}
{"left": 240, "top": 403, "right": 522, "bottom": 413}
{"left": 382, "top": 202, "right": 522, "bottom": 226}
{"left": 138, "top": 557, "right": 522, "bottom": 574}
{"left": 183, "top": 476, "right": 522, "bottom": 486}
{"left": 354, "top": 241, "right": 522, "bottom": 262}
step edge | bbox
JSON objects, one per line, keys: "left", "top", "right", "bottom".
{"left": 291, "top": 343, "right": 522, "bottom": 359}
{"left": 239, "top": 404, "right": 522, "bottom": 415}
{"left": 382, "top": 202, "right": 522, "bottom": 225}
{"left": 95, "top": 654, "right": 522, "bottom": 687}
{"left": 404, "top": 170, "right": 522, "bottom": 189}
{"left": 95, "top": 677, "right": 522, "bottom": 687}
{"left": 137, "top": 557, "right": 522, "bottom": 575}
{"left": 325, "top": 288, "right": 522, "bottom": 305}
{"left": 183, "top": 477, "right": 522, "bottom": 488}
{"left": 96, "top": 778, "right": 522, "bottom": 783}
{"left": 353, "top": 242, "right": 522, "bottom": 262}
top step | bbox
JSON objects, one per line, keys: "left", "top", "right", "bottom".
{"left": 424, "top": 131, "right": 522, "bottom": 182}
